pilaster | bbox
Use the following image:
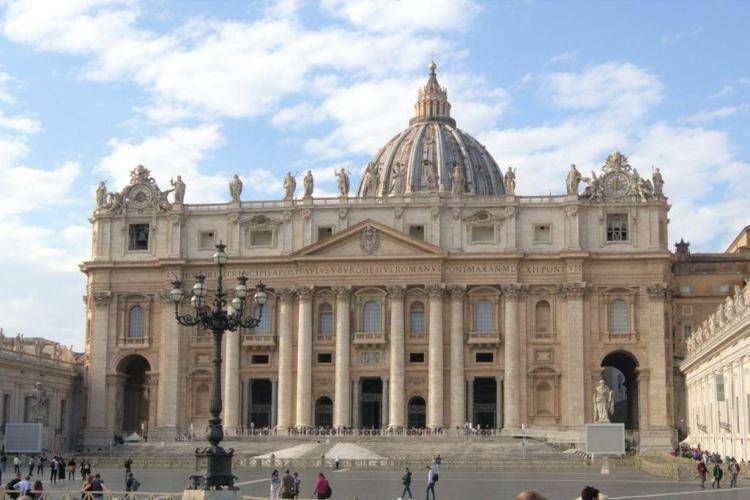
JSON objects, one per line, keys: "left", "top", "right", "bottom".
{"left": 448, "top": 285, "right": 466, "bottom": 428}
{"left": 502, "top": 283, "right": 525, "bottom": 431}
{"left": 276, "top": 288, "right": 295, "bottom": 431}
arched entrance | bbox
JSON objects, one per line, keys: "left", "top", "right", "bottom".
{"left": 314, "top": 396, "right": 333, "bottom": 428}
{"left": 407, "top": 396, "right": 426, "bottom": 428}
{"left": 117, "top": 354, "right": 151, "bottom": 434}
{"left": 601, "top": 351, "right": 639, "bottom": 430}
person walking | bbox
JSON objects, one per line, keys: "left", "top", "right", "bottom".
{"left": 729, "top": 458, "right": 740, "bottom": 488}
{"left": 280, "top": 469, "right": 295, "bottom": 499}
{"left": 292, "top": 472, "right": 301, "bottom": 499}
{"left": 49, "top": 458, "right": 57, "bottom": 485}
{"left": 269, "top": 469, "right": 281, "bottom": 500}
{"left": 1, "top": 452, "right": 7, "bottom": 477}
{"left": 14, "top": 475, "right": 31, "bottom": 497}
{"left": 27, "top": 456, "right": 35, "bottom": 478}
{"left": 30, "top": 479, "right": 44, "bottom": 500}
{"left": 712, "top": 461, "right": 723, "bottom": 489}
{"left": 401, "top": 467, "right": 413, "bottom": 499}
{"left": 124, "top": 457, "right": 133, "bottom": 480}
{"left": 311, "top": 472, "right": 331, "bottom": 499}
{"left": 37, "top": 455, "right": 45, "bottom": 477}
{"left": 125, "top": 472, "right": 140, "bottom": 492}
{"left": 696, "top": 460, "right": 707, "bottom": 488}
{"left": 67, "top": 458, "right": 76, "bottom": 481}
{"left": 425, "top": 465, "right": 436, "bottom": 500}
{"left": 13, "top": 455, "right": 20, "bottom": 475}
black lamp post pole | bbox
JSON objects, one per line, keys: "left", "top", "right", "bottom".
{"left": 169, "top": 243, "right": 266, "bottom": 490}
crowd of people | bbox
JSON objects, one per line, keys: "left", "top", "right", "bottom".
{"left": 268, "top": 468, "right": 330, "bottom": 499}
{"left": 685, "top": 445, "right": 743, "bottom": 488}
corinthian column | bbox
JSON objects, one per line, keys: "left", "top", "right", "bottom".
{"left": 333, "top": 286, "right": 352, "bottom": 428}
{"left": 276, "top": 289, "right": 295, "bottom": 431}
{"left": 387, "top": 285, "right": 406, "bottom": 429}
{"left": 502, "top": 283, "right": 523, "bottom": 430}
{"left": 295, "top": 287, "right": 314, "bottom": 428}
{"left": 427, "top": 284, "right": 445, "bottom": 429}
{"left": 223, "top": 326, "right": 241, "bottom": 433}
{"left": 563, "top": 282, "right": 586, "bottom": 428}
{"left": 448, "top": 286, "right": 466, "bottom": 429}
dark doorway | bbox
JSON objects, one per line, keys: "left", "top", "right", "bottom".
{"left": 601, "top": 351, "right": 639, "bottom": 430}
{"left": 407, "top": 396, "right": 426, "bottom": 428}
{"left": 360, "top": 378, "right": 382, "bottom": 429}
{"left": 473, "top": 377, "right": 497, "bottom": 429}
{"left": 118, "top": 354, "right": 151, "bottom": 433}
{"left": 315, "top": 396, "right": 333, "bottom": 428}
{"left": 249, "top": 379, "right": 272, "bottom": 428}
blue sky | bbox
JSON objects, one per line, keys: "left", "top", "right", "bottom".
{"left": 0, "top": 0, "right": 748, "bottom": 348}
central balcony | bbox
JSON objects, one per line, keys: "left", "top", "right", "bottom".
{"left": 353, "top": 331, "right": 387, "bottom": 347}
{"left": 242, "top": 333, "right": 276, "bottom": 350}
{"left": 467, "top": 331, "right": 502, "bottom": 347}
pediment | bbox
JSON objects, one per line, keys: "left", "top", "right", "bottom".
{"left": 291, "top": 219, "right": 446, "bottom": 259}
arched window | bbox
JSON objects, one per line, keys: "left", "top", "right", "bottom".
{"left": 410, "top": 302, "right": 425, "bottom": 334}
{"left": 535, "top": 300, "right": 551, "bottom": 334}
{"left": 609, "top": 299, "right": 629, "bottom": 334}
{"left": 474, "top": 300, "right": 494, "bottom": 333}
{"left": 252, "top": 304, "right": 271, "bottom": 335}
{"left": 127, "top": 306, "right": 144, "bottom": 338}
{"left": 194, "top": 384, "right": 209, "bottom": 416}
{"left": 363, "top": 300, "right": 381, "bottom": 333}
{"left": 319, "top": 303, "right": 333, "bottom": 336}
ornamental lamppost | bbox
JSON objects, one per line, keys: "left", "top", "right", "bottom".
{"left": 169, "top": 242, "right": 267, "bottom": 490}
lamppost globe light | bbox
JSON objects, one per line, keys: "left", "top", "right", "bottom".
{"left": 234, "top": 284, "right": 247, "bottom": 298}
{"left": 213, "top": 242, "right": 228, "bottom": 265}
{"left": 190, "top": 295, "right": 204, "bottom": 309}
{"left": 192, "top": 273, "right": 207, "bottom": 297}
{"left": 231, "top": 296, "right": 242, "bottom": 311}
{"left": 169, "top": 287, "right": 184, "bottom": 303}
{"left": 254, "top": 282, "right": 268, "bottom": 305}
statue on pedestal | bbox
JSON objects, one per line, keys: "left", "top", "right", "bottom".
{"left": 361, "top": 162, "right": 379, "bottom": 197}
{"left": 30, "top": 382, "right": 50, "bottom": 426}
{"left": 302, "top": 170, "right": 314, "bottom": 199}
{"left": 504, "top": 166, "right": 516, "bottom": 195}
{"left": 96, "top": 181, "right": 107, "bottom": 209}
{"left": 566, "top": 164, "right": 581, "bottom": 195}
{"left": 593, "top": 379, "right": 614, "bottom": 423}
{"left": 388, "top": 162, "right": 405, "bottom": 195}
{"left": 229, "top": 174, "right": 243, "bottom": 202}
{"left": 171, "top": 176, "right": 186, "bottom": 204}
{"left": 652, "top": 167, "right": 664, "bottom": 197}
{"left": 450, "top": 163, "right": 465, "bottom": 196}
{"left": 335, "top": 168, "right": 349, "bottom": 198}
{"left": 283, "top": 172, "right": 296, "bottom": 201}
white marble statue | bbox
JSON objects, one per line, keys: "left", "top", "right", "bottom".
{"left": 389, "top": 162, "right": 405, "bottom": 195}
{"left": 229, "top": 174, "right": 243, "bottom": 202}
{"left": 424, "top": 160, "right": 439, "bottom": 192}
{"left": 283, "top": 172, "right": 296, "bottom": 201}
{"left": 361, "top": 162, "right": 379, "bottom": 197}
{"left": 171, "top": 175, "right": 186, "bottom": 204}
{"left": 302, "top": 170, "right": 314, "bottom": 198}
{"left": 96, "top": 181, "right": 107, "bottom": 208}
{"left": 504, "top": 166, "right": 516, "bottom": 195}
{"left": 30, "top": 382, "right": 50, "bottom": 425}
{"left": 450, "top": 163, "right": 465, "bottom": 196}
{"left": 652, "top": 167, "right": 664, "bottom": 197}
{"left": 335, "top": 168, "right": 349, "bottom": 198}
{"left": 593, "top": 379, "right": 614, "bottom": 423}
{"left": 566, "top": 164, "right": 581, "bottom": 195}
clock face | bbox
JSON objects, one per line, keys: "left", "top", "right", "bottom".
{"left": 129, "top": 184, "right": 153, "bottom": 209}
{"left": 603, "top": 172, "right": 630, "bottom": 197}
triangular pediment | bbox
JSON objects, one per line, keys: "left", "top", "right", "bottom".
{"left": 291, "top": 219, "right": 446, "bottom": 259}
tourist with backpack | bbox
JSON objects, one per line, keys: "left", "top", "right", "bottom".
{"left": 729, "top": 458, "right": 741, "bottom": 487}
{"left": 311, "top": 472, "right": 331, "bottom": 499}
{"left": 401, "top": 467, "right": 413, "bottom": 499}
{"left": 125, "top": 472, "right": 140, "bottom": 492}
{"left": 712, "top": 462, "right": 723, "bottom": 488}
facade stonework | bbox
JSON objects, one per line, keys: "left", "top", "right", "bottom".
{"left": 77, "top": 64, "right": 749, "bottom": 454}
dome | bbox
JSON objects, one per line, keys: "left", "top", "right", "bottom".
{"left": 356, "top": 62, "right": 505, "bottom": 198}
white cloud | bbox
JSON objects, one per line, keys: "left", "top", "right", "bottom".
{"left": 681, "top": 104, "right": 747, "bottom": 124}
{"left": 546, "top": 51, "right": 577, "bottom": 65}
{"left": 660, "top": 27, "right": 702, "bottom": 46}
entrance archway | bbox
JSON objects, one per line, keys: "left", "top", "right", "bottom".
{"left": 360, "top": 378, "right": 382, "bottom": 429}
{"left": 601, "top": 351, "right": 639, "bottom": 429}
{"left": 117, "top": 354, "right": 151, "bottom": 433}
{"left": 407, "top": 396, "right": 426, "bottom": 428}
{"left": 472, "top": 377, "right": 497, "bottom": 428}
{"left": 314, "top": 396, "right": 333, "bottom": 428}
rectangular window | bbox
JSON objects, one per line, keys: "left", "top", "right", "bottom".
{"left": 59, "top": 399, "right": 67, "bottom": 433}
{"left": 317, "top": 353, "right": 333, "bottom": 364}
{"left": 606, "top": 214, "right": 628, "bottom": 242}
{"left": 199, "top": 231, "right": 215, "bottom": 249}
{"left": 682, "top": 305, "right": 693, "bottom": 315}
{"left": 359, "top": 351, "right": 381, "bottom": 365}
{"left": 715, "top": 374, "right": 725, "bottom": 402}
{"left": 679, "top": 286, "right": 693, "bottom": 295}
{"left": 317, "top": 226, "right": 333, "bottom": 241}
{"left": 408, "top": 225, "right": 425, "bottom": 240}
{"left": 2, "top": 394, "right": 10, "bottom": 428}
{"left": 128, "top": 223, "right": 150, "bottom": 250}
{"left": 683, "top": 324, "right": 693, "bottom": 339}
{"left": 471, "top": 225, "right": 494, "bottom": 243}
{"left": 319, "top": 310, "right": 333, "bottom": 336}
{"left": 409, "top": 352, "right": 425, "bottom": 363}
{"left": 475, "top": 352, "right": 494, "bottom": 363}
{"left": 250, "top": 230, "right": 273, "bottom": 247}
{"left": 251, "top": 354, "right": 269, "bottom": 364}
{"left": 533, "top": 224, "right": 552, "bottom": 244}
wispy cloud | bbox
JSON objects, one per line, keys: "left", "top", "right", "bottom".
{"left": 546, "top": 51, "right": 577, "bottom": 65}
{"left": 660, "top": 27, "right": 703, "bottom": 45}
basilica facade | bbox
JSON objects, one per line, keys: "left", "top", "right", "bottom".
{"left": 82, "top": 64, "right": 681, "bottom": 452}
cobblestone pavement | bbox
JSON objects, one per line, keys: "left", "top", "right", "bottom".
{"left": 19, "top": 466, "right": 750, "bottom": 500}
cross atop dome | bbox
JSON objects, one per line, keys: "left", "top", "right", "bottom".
{"left": 411, "top": 61, "right": 455, "bottom": 126}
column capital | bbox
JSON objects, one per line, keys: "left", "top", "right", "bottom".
{"left": 386, "top": 285, "right": 406, "bottom": 299}
{"left": 426, "top": 283, "right": 445, "bottom": 298}
{"left": 646, "top": 283, "right": 668, "bottom": 300}
{"left": 277, "top": 288, "right": 296, "bottom": 302}
{"left": 635, "top": 368, "right": 651, "bottom": 382}
{"left": 448, "top": 285, "right": 466, "bottom": 299}
{"left": 501, "top": 283, "right": 528, "bottom": 298}
{"left": 296, "top": 286, "right": 315, "bottom": 301}
{"left": 332, "top": 285, "right": 352, "bottom": 300}
{"left": 558, "top": 282, "right": 588, "bottom": 299}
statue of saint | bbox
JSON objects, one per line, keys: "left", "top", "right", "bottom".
{"left": 302, "top": 170, "right": 314, "bottom": 198}
{"left": 504, "top": 166, "right": 516, "bottom": 195}
{"left": 566, "top": 164, "right": 582, "bottom": 195}
{"left": 450, "top": 163, "right": 464, "bottom": 196}
{"left": 171, "top": 176, "right": 186, "bottom": 204}
{"left": 335, "top": 168, "right": 349, "bottom": 198}
{"left": 96, "top": 181, "right": 107, "bottom": 208}
{"left": 283, "top": 172, "right": 296, "bottom": 201}
{"left": 361, "top": 162, "right": 379, "bottom": 197}
{"left": 424, "top": 160, "right": 439, "bottom": 192}
{"left": 30, "top": 382, "right": 50, "bottom": 425}
{"left": 388, "top": 162, "right": 405, "bottom": 195}
{"left": 593, "top": 379, "right": 614, "bottom": 423}
{"left": 229, "top": 174, "right": 243, "bottom": 202}
{"left": 652, "top": 167, "right": 664, "bottom": 197}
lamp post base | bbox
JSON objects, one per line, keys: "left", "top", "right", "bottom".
{"left": 192, "top": 446, "right": 237, "bottom": 490}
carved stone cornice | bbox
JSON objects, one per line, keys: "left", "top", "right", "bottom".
{"left": 501, "top": 283, "right": 527, "bottom": 298}
{"left": 295, "top": 286, "right": 315, "bottom": 301}
{"left": 386, "top": 285, "right": 406, "bottom": 299}
{"left": 91, "top": 291, "right": 112, "bottom": 307}
{"left": 646, "top": 283, "right": 668, "bottom": 300}
{"left": 332, "top": 285, "right": 352, "bottom": 300}
{"left": 559, "top": 282, "right": 588, "bottom": 299}
{"left": 425, "top": 283, "right": 445, "bottom": 298}
{"left": 276, "top": 288, "right": 296, "bottom": 302}
{"left": 448, "top": 285, "right": 466, "bottom": 299}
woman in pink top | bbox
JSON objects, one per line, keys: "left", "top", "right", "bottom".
{"left": 311, "top": 472, "right": 331, "bottom": 499}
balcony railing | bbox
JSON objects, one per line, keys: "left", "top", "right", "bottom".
{"left": 467, "top": 331, "right": 502, "bottom": 346}
{"left": 242, "top": 334, "right": 276, "bottom": 349}
{"left": 353, "top": 331, "right": 387, "bottom": 346}
{"left": 119, "top": 336, "right": 149, "bottom": 347}
{"left": 316, "top": 334, "right": 335, "bottom": 344}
